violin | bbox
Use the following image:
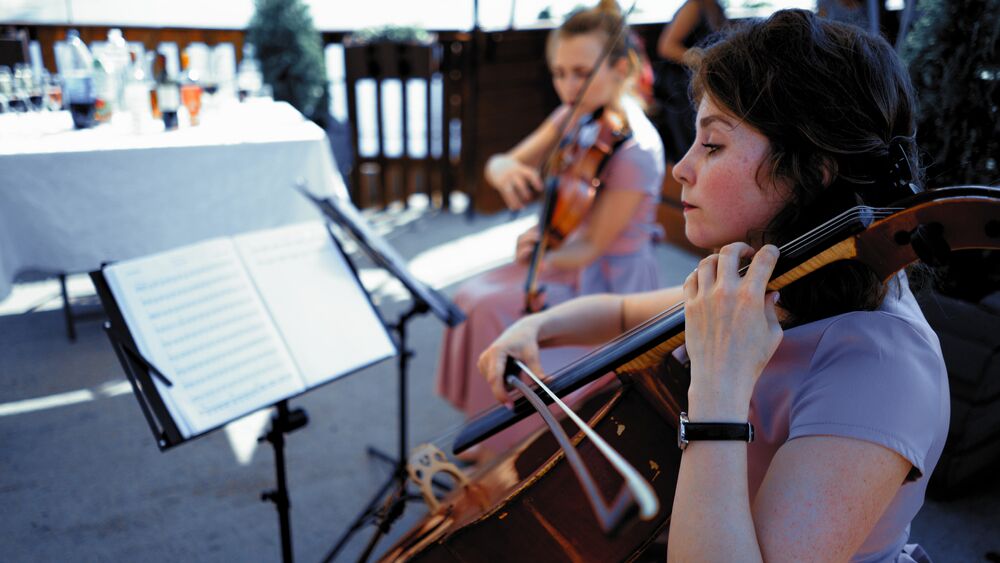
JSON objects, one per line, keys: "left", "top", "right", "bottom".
{"left": 520, "top": 0, "right": 639, "bottom": 316}
{"left": 523, "top": 107, "right": 633, "bottom": 314}
{"left": 380, "top": 186, "right": 1000, "bottom": 562}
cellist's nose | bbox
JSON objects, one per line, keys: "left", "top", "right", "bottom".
{"left": 673, "top": 146, "right": 695, "bottom": 187}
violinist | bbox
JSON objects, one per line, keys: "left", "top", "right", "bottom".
{"left": 480, "top": 10, "right": 946, "bottom": 562}
{"left": 436, "top": 0, "right": 666, "bottom": 461}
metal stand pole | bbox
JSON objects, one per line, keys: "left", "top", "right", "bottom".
{"left": 323, "top": 301, "right": 429, "bottom": 562}
{"left": 260, "top": 400, "right": 309, "bottom": 563}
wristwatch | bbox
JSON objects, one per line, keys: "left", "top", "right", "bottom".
{"left": 677, "top": 412, "right": 754, "bottom": 450}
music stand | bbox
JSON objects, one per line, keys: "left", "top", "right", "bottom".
{"left": 294, "top": 185, "right": 465, "bottom": 562}
{"left": 90, "top": 222, "right": 398, "bottom": 563}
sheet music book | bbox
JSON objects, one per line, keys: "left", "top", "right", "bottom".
{"left": 296, "top": 186, "right": 465, "bottom": 327}
{"left": 101, "top": 221, "right": 397, "bottom": 439}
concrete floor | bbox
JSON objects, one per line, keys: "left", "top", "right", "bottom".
{"left": 1, "top": 206, "right": 997, "bottom": 562}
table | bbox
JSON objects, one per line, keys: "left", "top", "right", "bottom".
{"left": 0, "top": 101, "right": 347, "bottom": 304}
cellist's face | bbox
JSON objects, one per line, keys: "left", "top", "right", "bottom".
{"left": 673, "top": 96, "right": 791, "bottom": 250}
{"left": 549, "top": 32, "right": 626, "bottom": 114}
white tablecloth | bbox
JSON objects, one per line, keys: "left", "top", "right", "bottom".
{"left": 0, "top": 101, "right": 347, "bottom": 301}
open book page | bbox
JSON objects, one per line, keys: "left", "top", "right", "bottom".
{"left": 104, "top": 238, "right": 306, "bottom": 438}
{"left": 234, "top": 222, "right": 396, "bottom": 388}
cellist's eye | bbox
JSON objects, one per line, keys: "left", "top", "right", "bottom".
{"left": 702, "top": 143, "right": 721, "bottom": 155}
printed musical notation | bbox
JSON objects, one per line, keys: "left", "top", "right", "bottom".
{"left": 104, "top": 222, "right": 396, "bottom": 439}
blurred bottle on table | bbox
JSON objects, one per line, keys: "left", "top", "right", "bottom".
{"left": 211, "top": 43, "right": 238, "bottom": 102}
{"left": 9, "top": 64, "right": 32, "bottom": 112}
{"left": 102, "top": 28, "right": 131, "bottom": 113}
{"left": 63, "top": 30, "right": 97, "bottom": 129}
{"left": 237, "top": 43, "right": 263, "bottom": 102}
{"left": 123, "top": 47, "right": 153, "bottom": 133}
{"left": 186, "top": 43, "right": 217, "bottom": 101}
{"left": 179, "top": 50, "right": 202, "bottom": 126}
{"left": 91, "top": 56, "right": 113, "bottom": 123}
{"left": 154, "top": 53, "right": 181, "bottom": 130}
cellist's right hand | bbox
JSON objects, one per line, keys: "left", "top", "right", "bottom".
{"left": 477, "top": 316, "right": 547, "bottom": 407}
{"left": 486, "top": 155, "right": 543, "bottom": 210}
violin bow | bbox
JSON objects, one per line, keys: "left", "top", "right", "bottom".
{"left": 513, "top": 0, "right": 661, "bottom": 533}
{"left": 523, "top": 0, "right": 640, "bottom": 314}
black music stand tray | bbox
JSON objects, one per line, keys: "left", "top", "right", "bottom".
{"left": 295, "top": 186, "right": 465, "bottom": 562}
{"left": 89, "top": 223, "right": 397, "bottom": 563}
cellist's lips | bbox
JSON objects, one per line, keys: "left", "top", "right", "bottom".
{"left": 682, "top": 201, "right": 697, "bottom": 212}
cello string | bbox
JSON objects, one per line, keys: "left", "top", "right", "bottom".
{"left": 778, "top": 206, "right": 897, "bottom": 258}
{"left": 547, "top": 205, "right": 899, "bottom": 361}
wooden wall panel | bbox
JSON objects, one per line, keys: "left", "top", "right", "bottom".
{"left": 468, "top": 28, "right": 557, "bottom": 213}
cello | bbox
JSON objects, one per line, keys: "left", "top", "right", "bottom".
{"left": 381, "top": 185, "right": 1000, "bottom": 562}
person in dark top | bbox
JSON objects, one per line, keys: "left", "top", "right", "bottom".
{"left": 652, "top": 0, "right": 727, "bottom": 164}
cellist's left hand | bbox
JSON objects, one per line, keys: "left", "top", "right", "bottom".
{"left": 683, "top": 243, "right": 783, "bottom": 418}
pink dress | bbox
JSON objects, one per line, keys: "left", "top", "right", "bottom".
{"left": 436, "top": 100, "right": 666, "bottom": 453}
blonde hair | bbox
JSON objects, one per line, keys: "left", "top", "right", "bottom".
{"left": 546, "top": 0, "right": 642, "bottom": 103}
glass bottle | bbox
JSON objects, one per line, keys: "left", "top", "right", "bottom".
{"left": 123, "top": 47, "right": 152, "bottom": 133}
{"left": 63, "top": 30, "right": 96, "bottom": 129}
{"left": 155, "top": 53, "right": 181, "bottom": 130}
{"left": 237, "top": 43, "right": 263, "bottom": 102}
{"left": 103, "top": 28, "right": 131, "bottom": 113}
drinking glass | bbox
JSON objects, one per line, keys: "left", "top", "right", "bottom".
{"left": 181, "top": 83, "right": 202, "bottom": 126}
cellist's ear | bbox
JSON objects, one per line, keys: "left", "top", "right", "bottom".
{"left": 819, "top": 156, "right": 838, "bottom": 187}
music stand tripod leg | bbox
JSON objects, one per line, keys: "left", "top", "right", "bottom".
{"left": 59, "top": 273, "right": 77, "bottom": 341}
{"left": 323, "top": 300, "right": 430, "bottom": 562}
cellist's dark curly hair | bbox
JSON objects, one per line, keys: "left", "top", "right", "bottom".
{"left": 686, "top": 9, "right": 923, "bottom": 325}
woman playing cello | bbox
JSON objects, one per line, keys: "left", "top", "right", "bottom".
{"left": 480, "top": 9, "right": 947, "bottom": 561}
{"left": 436, "top": 0, "right": 666, "bottom": 461}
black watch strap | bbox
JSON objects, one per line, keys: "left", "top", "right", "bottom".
{"left": 677, "top": 412, "right": 754, "bottom": 450}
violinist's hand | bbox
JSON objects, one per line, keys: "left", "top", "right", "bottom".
{"left": 486, "top": 155, "right": 543, "bottom": 210}
{"left": 515, "top": 227, "right": 540, "bottom": 264}
{"left": 683, "top": 243, "right": 783, "bottom": 419}
{"left": 477, "top": 316, "right": 547, "bottom": 407}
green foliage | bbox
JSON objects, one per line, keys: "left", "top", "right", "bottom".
{"left": 902, "top": 0, "right": 1000, "bottom": 187}
{"left": 246, "top": 0, "right": 327, "bottom": 119}
{"left": 348, "top": 25, "right": 433, "bottom": 45}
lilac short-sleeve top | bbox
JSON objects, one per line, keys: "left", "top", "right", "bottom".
{"left": 748, "top": 274, "right": 949, "bottom": 562}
